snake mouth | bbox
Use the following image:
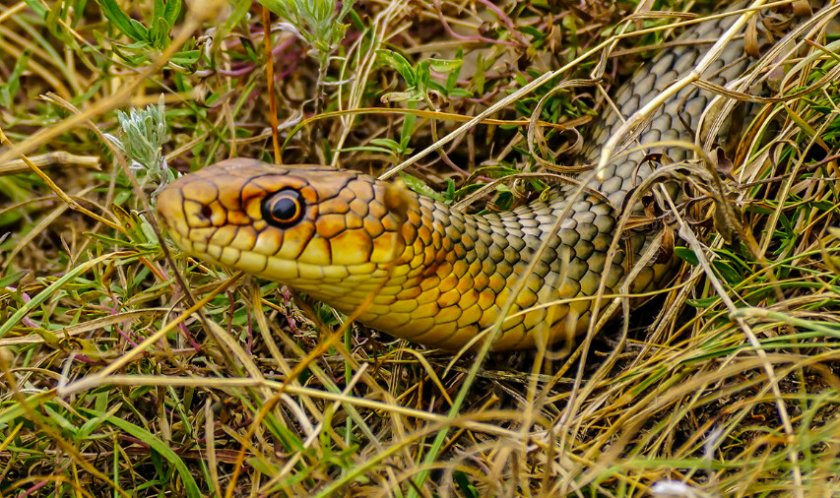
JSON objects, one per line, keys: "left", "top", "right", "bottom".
{"left": 155, "top": 185, "right": 190, "bottom": 241}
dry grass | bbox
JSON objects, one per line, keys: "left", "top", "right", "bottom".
{"left": 1, "top": 0, "right": 838, "bottom": 496}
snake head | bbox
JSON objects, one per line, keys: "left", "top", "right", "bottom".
{"left": 156, "top": 158, "right": 416, "bottom": 292}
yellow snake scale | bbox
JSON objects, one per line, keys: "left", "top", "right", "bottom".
{"left": 156, "top": 7, "right": 776, "bottom": 350}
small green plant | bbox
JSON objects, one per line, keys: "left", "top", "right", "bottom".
{"left": 106, "top": 97, "right": 172, "bottom": 192}
{"left": 259, "top": 0, "right": 354, "bottom": 63}
{"left": 342, "top": 50, "right": 465, "bottom": 159}
{"left": 95, "top": 0, "right": 199, "bottom": 66}
{"left": 259, "top": 0, "right": 356, "bottom": 118}
{"left": 376, "top": 50, "right": 466, "bottom": 106}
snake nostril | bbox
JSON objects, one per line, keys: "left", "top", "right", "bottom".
{"left": 200, "top": 204, "right": 213, "bottom": 221}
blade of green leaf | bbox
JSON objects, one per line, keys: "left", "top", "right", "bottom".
{"left": 97, "top": 0, "right": 148, "bottom": 42}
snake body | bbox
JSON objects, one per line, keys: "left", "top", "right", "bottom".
{"left": 157, "top": 9, "right": 759, "bottom": 350}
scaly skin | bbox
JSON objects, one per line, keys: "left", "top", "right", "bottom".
{"left": 156, "top": 8, "right": 759, "bottom": 350}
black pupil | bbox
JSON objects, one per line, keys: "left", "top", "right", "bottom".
{"left": 262, "top": 189, "right": 304, "bottom": 228}
{"left": 271, "top": 197, "right": 297, "bottom": 220}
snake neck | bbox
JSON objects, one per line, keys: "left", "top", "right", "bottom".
{"left": 317, "top": 190, "right": 665, "bottom": 350}
{"left": 580, "top": 7, "right": 755, "bottom": 209}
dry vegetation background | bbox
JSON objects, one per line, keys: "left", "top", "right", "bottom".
{"left": 0, "top": 0, "right": 839, "bottom": 496}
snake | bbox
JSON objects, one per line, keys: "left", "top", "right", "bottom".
{"left": 155, "top": 6, "right": 772, "bottom": 350}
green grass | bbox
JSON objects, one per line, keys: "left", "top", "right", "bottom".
{"left": 1, "top": 0, "right": 839, "bottom": 496}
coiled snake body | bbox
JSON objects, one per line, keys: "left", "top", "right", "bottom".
{"left": 157, "top": 10, "right": 761, "bottom": 350}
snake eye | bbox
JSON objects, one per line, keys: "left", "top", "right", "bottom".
{"left": 262, "top": 188, "right": 305, "bottom": 228}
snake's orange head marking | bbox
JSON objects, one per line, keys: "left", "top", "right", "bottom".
{"left": 156, "top": 158, "right": 417, "bottom": 292}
